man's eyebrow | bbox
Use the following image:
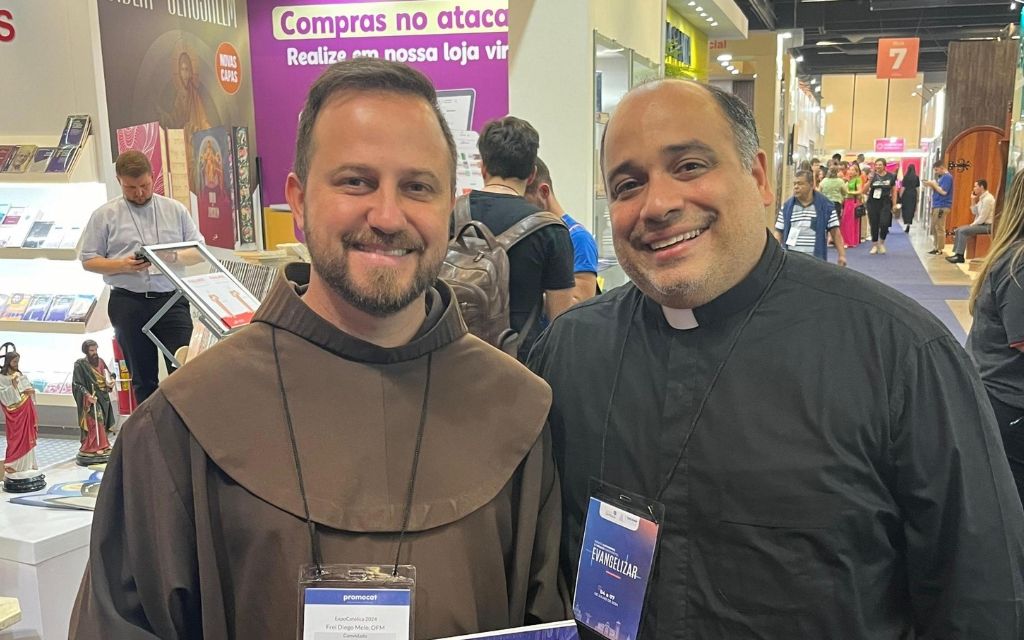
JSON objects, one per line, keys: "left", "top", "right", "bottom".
{"left": 662, "top": 141, "right": 718, "bottom": 159}
{"left": 606, "top": 140, "right": 720, "bottom": 180}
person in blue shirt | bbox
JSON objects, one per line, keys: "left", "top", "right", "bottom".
{"left": 924, "top": 161, "right": 953, "bottom": 255}
{"left": 525, "top": 158, "right": 600, "bottom": 303}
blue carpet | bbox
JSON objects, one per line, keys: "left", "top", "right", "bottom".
{"left": 829, "top": 224, "right": 968, "bottom": 344}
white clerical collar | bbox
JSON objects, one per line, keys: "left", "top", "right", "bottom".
{"left": 661, "top": 305, "right": 699, "bottom": 330}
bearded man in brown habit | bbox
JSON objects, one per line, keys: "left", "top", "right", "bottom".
{"left": 70, "top": 59, "right": 566, "bottom": 639}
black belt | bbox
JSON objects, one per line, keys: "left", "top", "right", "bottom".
{"left": 111, "top": 288, "right": 177, "bottom": 299}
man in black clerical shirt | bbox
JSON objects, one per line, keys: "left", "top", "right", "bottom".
{"left": 529, "top": 80, "right": 1024, "bottom": 638}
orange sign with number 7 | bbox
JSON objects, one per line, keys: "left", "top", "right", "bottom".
{"left": 877, "top": 38, "right": 920, "bottom": 79}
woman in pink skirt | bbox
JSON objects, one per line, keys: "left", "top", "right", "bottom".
{"left": 841, "top": 163, "right": 862, "bottom": 247}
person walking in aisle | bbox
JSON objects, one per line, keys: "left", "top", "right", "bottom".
{"left": 843, "top": 162, "right": 864, "bottom": 246}
{"left": 865, "top": 158, "right": 898, "bottom": 254}
{"left": 899, "top": 164, "right": 920, "bottom": 232}
{"left": 947, "top": 179, "right": 996, "bottom": 264}
{"left": 924, "top": 161, "right": 954, "bottom": 255}
{"left": 773, "top": 170, "right": 847, "bottom": 265}
{"left": 968, "top": 170, "right": 1024, "bottom": 504}
{"left": 818, "top": 166, "right": 851, "bottom": 246}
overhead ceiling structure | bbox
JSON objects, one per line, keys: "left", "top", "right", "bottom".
{"left": 735, "top": 0, "right": 1021, "bottom": 76}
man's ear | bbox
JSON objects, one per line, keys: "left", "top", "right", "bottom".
{"left": 285, "top": 172, "right": 306, "bottom": 239}
{"left": 751, "top": 150, "right": 774, "bottom": 207}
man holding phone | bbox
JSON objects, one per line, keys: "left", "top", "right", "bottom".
{"left": 80, "top": 150, "right": 204, "bottom": 406}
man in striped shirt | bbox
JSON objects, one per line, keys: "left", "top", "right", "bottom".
{"left": 773, "top": 170, "right": 847, "bottom": 266}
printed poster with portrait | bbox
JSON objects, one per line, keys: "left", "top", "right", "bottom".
{"left": 95, "top": 0, "right": 257, "bottom": 205}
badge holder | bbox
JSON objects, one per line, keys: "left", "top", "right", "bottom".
{"left": 573, "top": 480, "right": 664, "bottom": 640}
{"left": 298, "top": 564, "right": 416, "bottom": 640}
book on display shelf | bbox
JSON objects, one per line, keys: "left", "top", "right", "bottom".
{"left": 22, "top": 294, "right": 54, "bottom": 321}
{"left": 65, "top": 294, "right": 97, "bottom": 323}
{"left": 0, "top": 206, "right": 38, "bottom": 247}
{"left": 39, "top": 224, "right": 66, "bottom": 249}
{"left": 59, "top": 114, "right": 92, "bottom": 148}
{"left": 193, "top": 126, "right": 239, "bottom": 249}
{"left": 1, "top": 294, "right": 30, "bottom": 320}
{"left": 4, "top": 145, "right": 37, "bottom": 173}
{"left": 0, "top": 146, "right": 16, "bottom": 172}
{"left": 58, "top": 226, "right": 83, "bottom": 249}
{"left": 43, "top": 294, "right": 76, "bottom": 322}
{"left": 21, "top": 221, "right": 53, "bottom": 248}
{"left": 45, "top": 145, "right": 79, "bottom": 173}
{"left": 166, "top": 128, "right": 192, "bottom": 209}
{"left": 28, "top": 147, "right": 56, "bottom": 173}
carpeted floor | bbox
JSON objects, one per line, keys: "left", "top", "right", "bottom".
{"left": 828, "top": 223, "right": 969, "bottom": 344}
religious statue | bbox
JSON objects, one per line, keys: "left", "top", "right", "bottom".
{"left": 72, "top": 340, "right": 114, "bottom": 466}
{"left": 0, "top": 343, "right": 45, "bottom": 493}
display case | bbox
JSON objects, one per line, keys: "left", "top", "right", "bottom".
{"left": 0, "top": 144, "right": 113, "bottom": 419}
{"left": 592, "top": 33, "right": 661, "bottom": 289}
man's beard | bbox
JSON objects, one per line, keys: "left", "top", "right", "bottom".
{"left": 306, "top": 226, "right": 443, "bottom": 318}
{"left": 87, "top": 354, "right": 100, "bottom": 367}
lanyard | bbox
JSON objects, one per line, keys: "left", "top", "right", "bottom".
{"left": 271, "top": 326, "right": 432, "bottom": 577}
{"left": 126, "top": 197, "right": 160, "bottom": 247}
{"left": 598, "top": 251, "right": 787, "bottom": 501}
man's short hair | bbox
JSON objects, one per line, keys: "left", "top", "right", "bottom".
{"left": 701, "top": 83, "right": 760, "bottom": 171}
{"left": 933, "top": 161, "right": 945, "bottom": 169}
{"left": 976, "top": 179, "right": 988, "bottom": 190}
{"left": 831, "top": 153, "right": 842, "bottom": 161}
{"left": 115, "top": 150, "right": 152, "bottom": 179}
{"left": 293, "top": 58, "right": 456, "bottom": 193}
{"left": 478, "top": 116, "right": 539, "bottom": 180}
{"left": 794, "top": 170, "right": 814, "bottom": 185}
{"left": 528, "top": 157, "right": 553, "bottom": 193}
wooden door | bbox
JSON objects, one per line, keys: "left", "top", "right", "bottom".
{"left": 943, "top": 125, "right": 1006, "bottom": 232}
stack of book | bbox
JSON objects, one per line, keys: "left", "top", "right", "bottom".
{"left": 0, "top": 293, "right": 96, "bottom": 323}
{"left": 0, "top": 115, "right": 92, "bottom": 175}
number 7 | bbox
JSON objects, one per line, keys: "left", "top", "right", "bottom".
{"left": 889, "top": 47, "right": 907, "bottom": 69}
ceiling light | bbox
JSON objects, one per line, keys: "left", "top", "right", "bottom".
{"left": 696, "top": 5, "right": 704, "bottom": 10}
{"left": 706, "top": 16, "right": 714, "bottom": 22}
{"left": 731, "top": 69, "right": 740, "bottom": 75}
{"left": 810, "top": 78, "right": 817, "bottom": 84}
{"left": 814, "top": 86, "right": 820, "bottom": 93}
{"left": 727, "top": 65, "right": 735, "bottom": 71}
{"left": 780, "top": 32, "right": 793, "bottom": 39}
{"left": 825, "top": 105, "right": 834, "bottom": 113}
{"left": 716, "top": 54, "right": 732, "bottom": 61}
{"left": 700, "top": 12, "right": 708, "bottom": 17}
{"left": 688, "top": 1, "right": 696, "bottom": 5}
{"left": 796, "top": 55, "right": 804, "bottom": 62}
{"left": 911, "top": 92, "right": 918, "bottom": 96}
{"left": 752, "top": 73, "right": 758, "bottom": 78}
{"left": 711, "top": 21, "right": 718, "bottom": 26}
{"left": 815, "top": 40, "right": 842, "bottom": 46}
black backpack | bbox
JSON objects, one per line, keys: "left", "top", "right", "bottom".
{"left": 441, "top": 196, "right": 565, "bottom": 357}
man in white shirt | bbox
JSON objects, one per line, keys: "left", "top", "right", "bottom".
{"left": 947, "top": 179, "right": 996, "bottom": 264}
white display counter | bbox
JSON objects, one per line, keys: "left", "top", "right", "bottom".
{"left": 0, "top": 462, "right": 94, "bottom": 640}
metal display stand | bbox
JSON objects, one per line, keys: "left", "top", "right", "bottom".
{"left": 139, "top": 241, "right": 261, "bottom": 369}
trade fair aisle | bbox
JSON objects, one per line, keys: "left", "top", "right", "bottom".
{"left": 839, "top": 224, "right": 972, "bottom": 344}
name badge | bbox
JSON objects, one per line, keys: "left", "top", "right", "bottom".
{"left": 872, "top": 188, "right": 882, "bottom": 200}
{"left": 574, "top": 485, "right": 662, "bottom": 640}
{"left": 299, "top": 564, "right": 415, "bottom": 640}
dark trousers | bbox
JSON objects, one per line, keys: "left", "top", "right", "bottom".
{"left": 866, "top": 200, "right": 892, "bottom": 242}
{"left": 989, "top": 393, "right": 1024, "bottom": 507}
{"left": 107, "top": 289, "right": 192, "bottom": 405}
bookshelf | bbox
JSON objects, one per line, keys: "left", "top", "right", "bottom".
{"left": 0, "top": 247, "right": 79, "bottom": 261}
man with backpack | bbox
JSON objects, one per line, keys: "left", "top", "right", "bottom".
{"left": 454, "top": 117, "right": 575, "bottom": 361}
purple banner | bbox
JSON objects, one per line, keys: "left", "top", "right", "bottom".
{"left": 248, "top": 0, "right": 509, "bottom": 206}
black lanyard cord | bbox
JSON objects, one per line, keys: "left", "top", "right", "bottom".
{"left": 270, "top": 326, "right": 433, "bottom": 579}
{"left": 598, "top": 292, "right": 645, "bottom": 483}
{"left": 392, "top": 351, "right": 432, "bottom": 576}
{"left": 654, "top": 252, "right": 786, "bottom": 501}
{"left": 272, "top": 326, "right": 324, "bottom": 575}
